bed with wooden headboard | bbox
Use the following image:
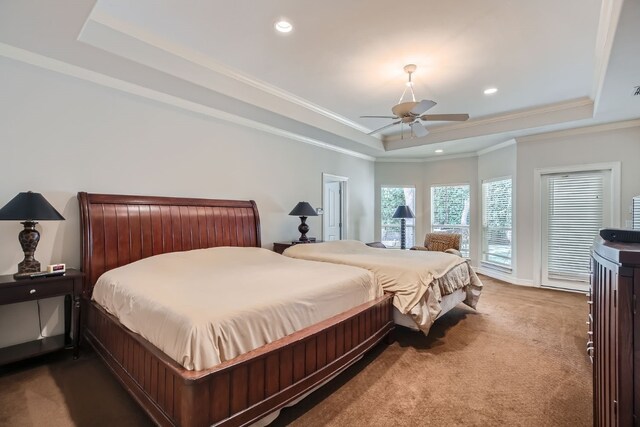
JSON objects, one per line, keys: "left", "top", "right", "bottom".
{"left": 78, "top": 192, "right": 394, "bottom": 427}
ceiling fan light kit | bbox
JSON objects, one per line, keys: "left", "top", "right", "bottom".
{"left": 362, "top": 64, "right": 470, "bottom": 137}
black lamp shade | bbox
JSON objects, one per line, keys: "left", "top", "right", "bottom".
{"left": 392, "top": 205, "right": 414, "bottom": 219}
{"left": 289, "top": 202, "right": 318, "bottom": 217}
{"left": 0, "top": 191, "right": 65, "bottom": 221}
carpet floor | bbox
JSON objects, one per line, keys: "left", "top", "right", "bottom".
{"left": 0, "top": 276, "right": 592, "bottom": 426}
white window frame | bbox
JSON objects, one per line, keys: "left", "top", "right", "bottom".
{"left": 481, "top": 176, "right": 513, "bottom": 271}
{"left": 430, "top": 183, "right": 471, "bottom": 258}
{"left": 533, "top": 162, "right": 620, "bottom": 288}
{"left": 380, "top": 185, "right": 416, "bottom": 249}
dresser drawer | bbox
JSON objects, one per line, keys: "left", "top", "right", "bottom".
{"left": 0, "top": 279, "right": 74, "bottom": 304}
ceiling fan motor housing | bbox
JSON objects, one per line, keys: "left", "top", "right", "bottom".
{"left": 392, "top": 101, "right": 420, "bottom": 118}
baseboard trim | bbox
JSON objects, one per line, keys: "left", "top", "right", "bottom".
{"left": 475, "top": 267, "right": 535, "bottom": 287}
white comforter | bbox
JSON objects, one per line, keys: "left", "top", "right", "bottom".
{"left": 92, "top": 246, "right": 381, "bottom": 371}
{"left": 284, "top": 240, "right": 482, "bottom": 333}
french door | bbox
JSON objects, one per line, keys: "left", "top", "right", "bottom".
{"left": 540, "top": 170, "right": 611, "bottom": 291}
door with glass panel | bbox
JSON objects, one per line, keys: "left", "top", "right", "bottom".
{"left": 541, "top": 170, "right": 611, "bottom": 291}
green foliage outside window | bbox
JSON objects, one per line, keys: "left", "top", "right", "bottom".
{"left": 484, "top": 179, "right": 512, "bottom": 228}
{"left": 381, "top": 187, "right": 407, "bottom": 226}
{"left": 431, "top": 186, "right": 470, "bottom": 226}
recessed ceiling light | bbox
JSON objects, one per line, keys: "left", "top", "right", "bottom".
{"left": 484, "top": 87, "right": 498, "bottom": 95}
{"left": 435, "top": 149, "right": 444, "bottom": 153}
{"left": 274, "top": 20, "right": 293, "bottom": 33}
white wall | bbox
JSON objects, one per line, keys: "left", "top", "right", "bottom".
{"left": 0, "top": 57, "right": 375, "bottom": 348}
{"left": 515, "top": 125, "right": 640, "bottom": 282}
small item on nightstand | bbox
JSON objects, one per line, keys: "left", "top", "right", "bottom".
{"left": 29, "top": 270, "right": 65, "bottom": 279}
{"left": 47, "top": 263, "right": 66, "bottom": 273}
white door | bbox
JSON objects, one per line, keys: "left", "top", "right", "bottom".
{"left": 324, "top": 181, "right": 342, "bottom": 241}
{"left": 541, "top": 170, "right": 611, "bottom": 291}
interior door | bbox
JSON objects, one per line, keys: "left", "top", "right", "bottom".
{"left": 324, "top": 181, "right": 342, "bottom": 241}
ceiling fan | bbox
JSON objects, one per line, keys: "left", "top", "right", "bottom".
{"left": 361, "top": 64, "right": 469, "bottom": 137}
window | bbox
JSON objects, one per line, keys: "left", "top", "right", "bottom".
{"left": 482, "top": 177, "right": 512, "bottom": 269}
{"left": 430, "top": 184, "right": 470, "bottom": 257}
{"left": 381, "top": 186, "right": 416, "bottom": 249}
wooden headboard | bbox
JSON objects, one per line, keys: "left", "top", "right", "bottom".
{"left": 78, "top": 192, "right": 261, "bottom": 295}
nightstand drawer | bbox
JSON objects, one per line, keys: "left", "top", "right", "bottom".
{"left": 0, "top": 279, "right": 74, "bottom": 304}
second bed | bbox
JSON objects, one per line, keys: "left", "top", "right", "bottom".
{"left": 283, "top": 240, "right": 483, "bottom": 334}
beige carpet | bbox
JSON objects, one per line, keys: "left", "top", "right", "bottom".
{"left": 0, "top": 276, "right": 592, "bottom": 426}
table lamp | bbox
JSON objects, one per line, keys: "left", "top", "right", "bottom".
{"left": 392, "top": 205, "right": 414, "bottom": 249}
{"left": 0, "top": 191, "right": 65, "bottom": 279}
{"left": 289, "top": 201, "right": 318, "bottom": 242}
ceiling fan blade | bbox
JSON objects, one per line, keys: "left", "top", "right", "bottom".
{"left": 367, "top": 120, "right": 402, "bottom": 135}
{"left": 360, "top": 115, "right": 398, "bottom": 119}
{"left": 410, "top": 99, "right": 437, "bottom": 115}
{"left": 420, "top": 113, "right": 470, "bottom": 122}
{"left": 409, "top": 121, "right": 429, "bottom": 137}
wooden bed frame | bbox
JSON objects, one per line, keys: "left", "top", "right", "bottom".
{"left": 78, "top": 192, "right": 394, "bottom": 427}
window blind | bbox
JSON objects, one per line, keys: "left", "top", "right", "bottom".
{"left": 482, "top": 178, "right": 512, "bottom": 268}
{"left": 633, "top": 197, "right": 640, "bottom": 230}
{"left": 546, "top": 172, "right": 603, "bottom": 281}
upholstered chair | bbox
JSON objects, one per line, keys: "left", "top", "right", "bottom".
{"left": 411, "top": 233, "right": 462, "bottom": 257}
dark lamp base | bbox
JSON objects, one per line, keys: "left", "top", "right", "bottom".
{"left": 297, "top": 216, "right": 310, "bottom": 241}
{"left": 14, "top": 271, "right": 38, "bottom": 280}
{"left": 14, "top": 221, "right": 41, "bottom": 279}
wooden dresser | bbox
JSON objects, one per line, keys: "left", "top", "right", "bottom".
{"left": 590, "top": 236, "right": 639, "bottom": 426}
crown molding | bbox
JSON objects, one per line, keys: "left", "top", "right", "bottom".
{"left": 383, "top": 97, "right": 593, "bottom": 143}
{"left": 0, "top": 42, "right": 375, "bottom": 162}
{"left": 422, "top": 152, "right": 478, "bottom": 163}
{"left": 517, "top": 118, "right": 640, "bottom": 144}
{"left": 384, "top": 97, "right": 594, "bottom": 151}
{"left": 592, "top": 0, "right": 624, "bottom": 113}
{"left": 476, "top": 139, "right": 516, "bottom": 156}
{"left": 87, "top": 11, "right": 372, "bottom": 136}
{"left": 375, "top": 158, "right": 425, "bottom": 163}
{"left": 375, "top": 152, "right": 477, "bottom": 163}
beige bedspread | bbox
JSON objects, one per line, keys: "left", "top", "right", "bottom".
{"left": 284, "top": 240, "right": 482, "bottom": 333}
{"left": 92, "top": 247, "right": 381, "bottom": 371}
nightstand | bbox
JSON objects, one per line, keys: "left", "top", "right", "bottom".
{"left": 0, "top": 269, "right": 83, "bottom": 365}
{"left": 273, "top": 240, "right": 323, "bottom": 255}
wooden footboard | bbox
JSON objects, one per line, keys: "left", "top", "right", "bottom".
{"left": 84, "top": 293, "right": 394, "bottom": 427}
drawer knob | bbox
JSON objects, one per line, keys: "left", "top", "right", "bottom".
{"left": 29, "top": 289, "right": 36, "bottom": 295}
